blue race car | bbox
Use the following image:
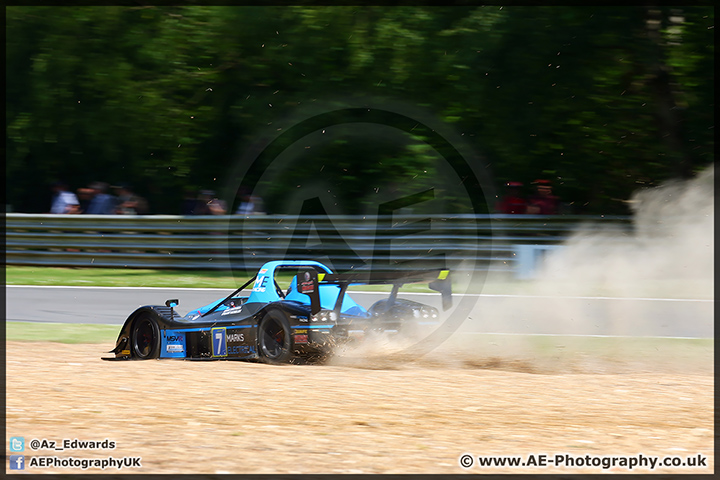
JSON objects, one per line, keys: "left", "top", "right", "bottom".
{"left": 106, "top": 260, "right": 451, "bottom": 364}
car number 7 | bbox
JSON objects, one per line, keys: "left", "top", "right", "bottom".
{"left": 215, "top": 331, "right": 223, "bottom": 353}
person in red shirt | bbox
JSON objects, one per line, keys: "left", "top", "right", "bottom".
{"left": 496, "top": 181, "right": 528, "bottom": 214}
{"left": 527, "top": 179, "right": 560, "bottom": 215}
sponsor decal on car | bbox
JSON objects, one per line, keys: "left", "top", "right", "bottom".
{"left": 162, "top": 332, "right": 186, "bottom": 357}
{"left": 252, "top": 275, "right": 269, "bottom": 293}
{"left": 299, "top": 271, "right": 315, "bottom": 294}
{"left": 227, "top": 333, "right": 245, "bottom": 343}
{"left": 228, "top": 345, "right": 254, "bottom": 355}
{"left": 294, "top": 334, "right": 309, "bottom": 344}
{"left": 212, "top": 327, "right": 227, "bottom": 357}
{"left": 221, "top": 306, "right": 244, "bottom": 316}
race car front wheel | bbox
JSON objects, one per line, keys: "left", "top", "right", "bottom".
{"left": 258, "top": 310, "right": 293, "bottom": 364}
{"left": 131, "top": 313, "right": 160, "bottom": 359}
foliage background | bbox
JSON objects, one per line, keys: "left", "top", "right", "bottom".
{"left": 6, "top": 6, "right": 714, "bottom": 215}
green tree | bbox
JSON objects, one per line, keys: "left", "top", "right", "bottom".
{"left": 6, "top": 6, "right": 714, "bottom": 215}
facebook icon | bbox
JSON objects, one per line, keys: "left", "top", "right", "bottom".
{"left": 9, "top": 455, "right": 25, "bottom": 470}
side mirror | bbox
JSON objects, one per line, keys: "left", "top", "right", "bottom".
{"left": 165, "top": 299, "right": 179, "bottom": 321}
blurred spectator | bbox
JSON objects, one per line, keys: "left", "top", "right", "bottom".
{"left": 235, "top": 186, "right": 265, "bottom": 215}
{"left": 496, "top": 181, "right": 527, "bottom": 214}
{"left": 526, "top": 179, "right": 560, "bottom": 215}
{"left": 192, "top": 190, "right": 212, "bottom": 215}
{"left": 206, "top": 191, "right": 227, "bottom": 215}
{"left": 76, "top": 187, "right": 94, "bottom": 213}
{"left": 181, "top": 186, "right": 198, "bottom": 215}
{"left": 85, "top": 181, "right": 117, "bottom": 214}
{"left": 193, "top": 190, "right": 226, "bottom": 215}
{"left": 114, "top": 184, "right": 148, "bottom": 215}
{"left": 50, "top": 181, "right": 80, "bottom": 214}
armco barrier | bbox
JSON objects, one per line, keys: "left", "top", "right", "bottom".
{"left": 5, "top": 213, "right": 632, "bottom": 275}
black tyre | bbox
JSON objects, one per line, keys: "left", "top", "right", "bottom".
{"left": 257, "top": 309, "right": 293, "bottom": 364}
{"left": 131, "top": 313, "right": 160, "bottom": 359}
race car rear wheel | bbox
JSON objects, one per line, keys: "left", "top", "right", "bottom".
{"left": 131, "top": 313, "right": 160, "bottom": 359}
{"left": 257, "top": 310, "right": 293, "bottom": 364}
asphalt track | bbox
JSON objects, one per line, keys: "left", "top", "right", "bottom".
{"left": 6, "top": 285, "right": 712, "bottom": 338}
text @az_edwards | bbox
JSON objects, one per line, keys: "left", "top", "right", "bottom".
{"left": 459, "top": 453, "right": 709, "bottom": 471}
{"left": 28, "top": 438, "right": 116, "bottom": 451}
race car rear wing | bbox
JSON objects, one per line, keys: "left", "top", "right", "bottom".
{"left": 297, "top": 269, "right": 452, "bottom": 316}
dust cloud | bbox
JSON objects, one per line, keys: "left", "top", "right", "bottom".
{"left": 331, "top": 166, "right": 714, "bottom": 373}
{"left": 537, "top": 164, "right": 714, "bottom": 300}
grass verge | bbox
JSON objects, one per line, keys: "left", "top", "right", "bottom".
{"left": 5, "top": 266, "right": 434, "bottom": 292}
{"left": 6, "top": 266, "right": 712, "bottom": 298}
{"left": 6, "top": 266, "right": 242, "bottom": 288}
{"left": 449, "top": 332, "right": 713, "bottom": 357}
{"left": 6, "top": 320, "right": 713, "bottom": 360}
{"left": 7, "top": 321, "right": 119, "bottom": 344}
